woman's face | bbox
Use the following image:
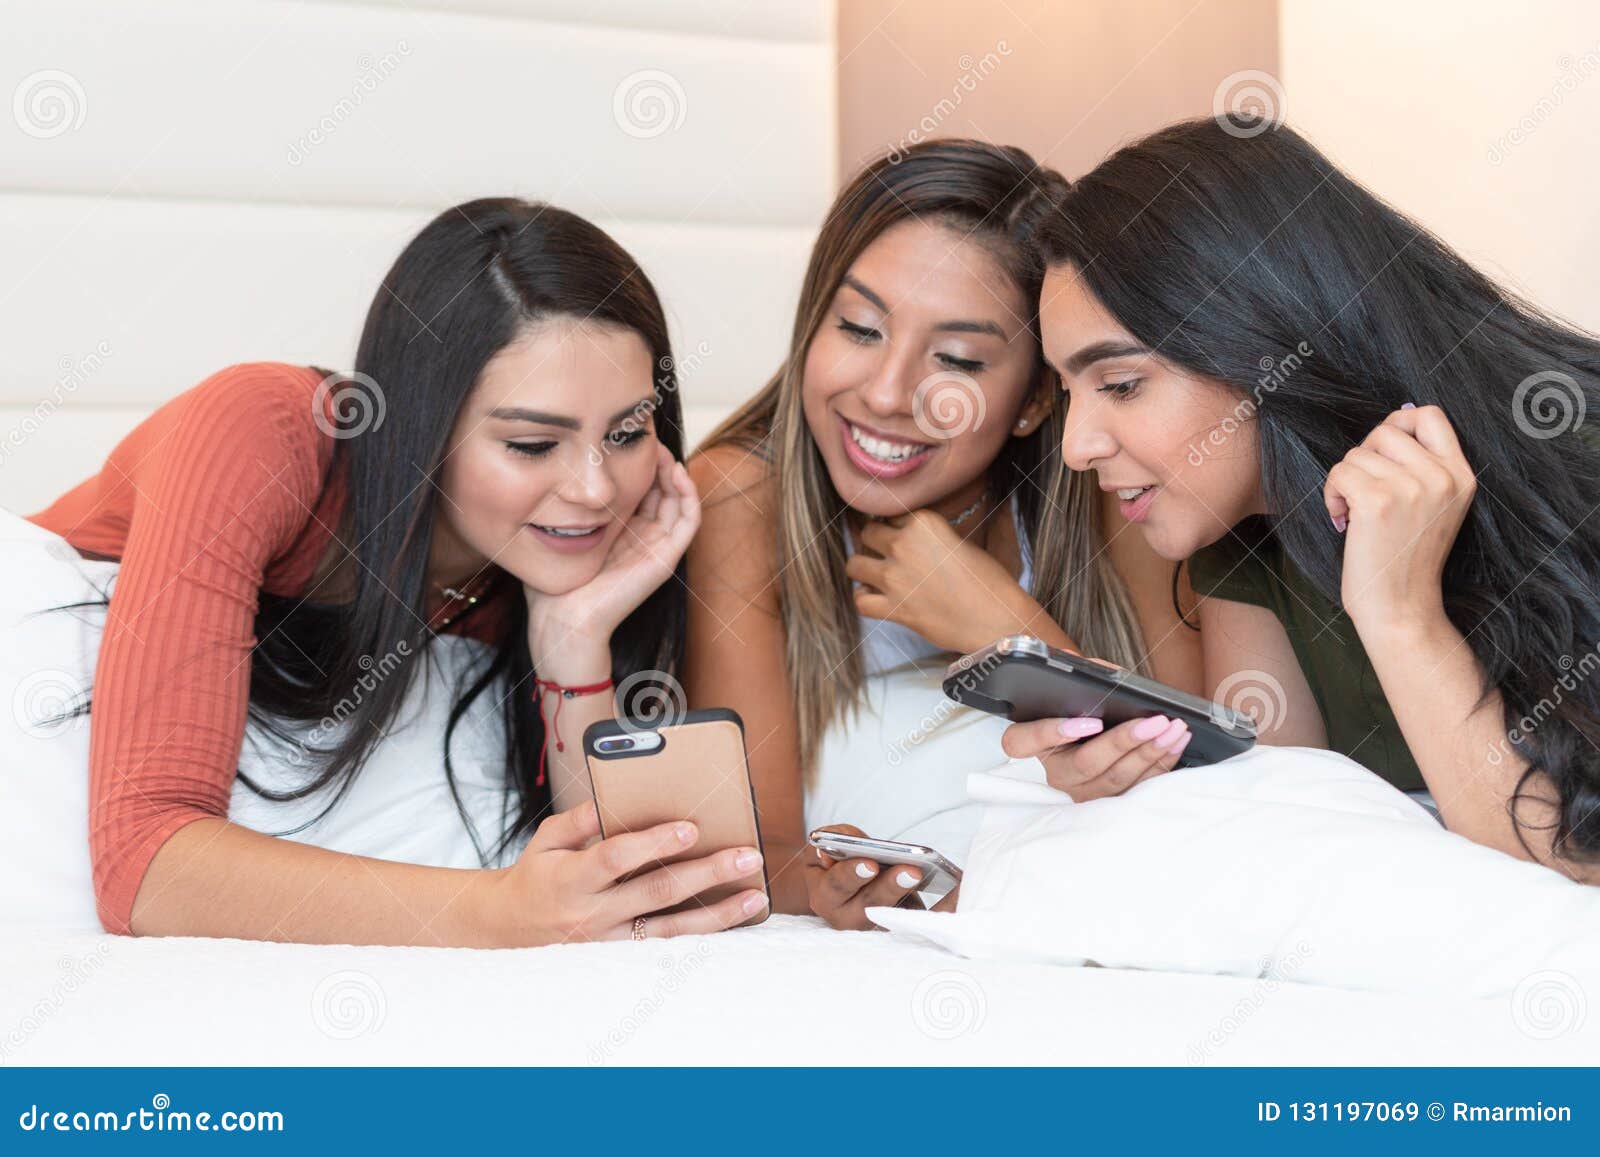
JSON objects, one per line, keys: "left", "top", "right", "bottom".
{"left": 801, "top": 218, "right": 1046, "bottom": 517}
{"left": 434, "top": 318, "right": 662, "bottom": 595}
{"left": 1041, "top": 264, "right": 1266, "bottom": 560}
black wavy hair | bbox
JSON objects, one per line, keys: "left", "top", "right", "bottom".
{"left": 57, "top": 198, "right": 686, "bottom": 861}
{"left": 1037, "top": 116, "right": 1600, "bottom": 861}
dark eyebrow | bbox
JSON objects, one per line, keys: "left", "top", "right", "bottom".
{"left": 840, "top": 275, "right": 889, "bottom": 314}
{"left": 488, "top": 398, "right": 654, "bottom": 430}
{"left": 841, "top": 275, "right": 1007, "bottom": 338}
{"left": 489, "top": 407, "right": 579, "bottom": 430}
{"left": 1061, "top": 340, "right": 1151, "bottom": 377}
{"left": 934, "top": 318, "right": 1007, "bottom": 338}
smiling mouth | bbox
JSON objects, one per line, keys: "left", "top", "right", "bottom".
{"left": 529, "top": 524, "right": 603, "bottom": 538}
{"left": 845, "top": 419, "right": 933, "bottom": 465}
{"left": 1114, "top": 486, "right": 1155, "bottom": 501}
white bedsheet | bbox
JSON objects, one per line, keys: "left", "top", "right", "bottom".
{"left": 3, "top": 916, "right": 1591, "bottom": 1066}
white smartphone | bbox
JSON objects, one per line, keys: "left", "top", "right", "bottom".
{"left": 807, "top": 830, "right": 962, "bottom": 897}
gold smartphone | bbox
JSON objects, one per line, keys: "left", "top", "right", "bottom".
{"left": 582, "top": 708, "right": 770, "bottom": 927}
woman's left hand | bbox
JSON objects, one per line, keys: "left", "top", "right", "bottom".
{"left": 846, "top": 509, "right": 1041, "bottom": 654}
{"left": 1324, "top": 404, "right": 1476, "bottom": 631}
{"left": 525, "top": 444, "right": 701, "bottom": 669}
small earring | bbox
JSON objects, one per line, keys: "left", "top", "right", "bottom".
{"left": 1016, "top": 418, "right": 1029, "bottom": 430}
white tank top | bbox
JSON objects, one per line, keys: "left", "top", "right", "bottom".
{"left": 845, "top": 493, "right": 1034, "bottom": 675}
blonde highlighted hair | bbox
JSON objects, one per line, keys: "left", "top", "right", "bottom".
{"left": 700, "top": 140, "right": 1147, "bottom": 772}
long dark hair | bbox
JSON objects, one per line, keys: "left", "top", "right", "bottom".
{"left": 699, "top": 139, "right": 1147, "bottom": 772}
{"left": 62, "top": 198, "right": 687, "bottom": 861}
{"left": 1038, "top": 116, "right": 1600, "bottom": 861}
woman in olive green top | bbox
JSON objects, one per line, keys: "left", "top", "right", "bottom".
{"left": 1001, "top": 116, "right": 1600, "bottom": 885}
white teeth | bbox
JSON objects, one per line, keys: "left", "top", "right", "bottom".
{"left": 1117, "top": 487, "right": 1153, "bottom": 501}
{"left": 849, "top": 423, "right": 928, "bottom": 463}
{"left": 538, "top": 526, "right": 599, "bottom": 537}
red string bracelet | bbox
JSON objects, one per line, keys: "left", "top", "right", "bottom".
{"left": 531, "top": 677, "right": 613, "bottom": 788}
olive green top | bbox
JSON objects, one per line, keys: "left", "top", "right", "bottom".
{"left": 1185, "top": 516, "right": 1424, "bottom": 791}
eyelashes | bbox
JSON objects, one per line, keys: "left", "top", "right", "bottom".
{"left": 939, "top": 353, "right": 986, "bottom": 374}
{"left": 505, "top": 440, "right": 557, "bottom": 458}
{"left": 834, "top": 317, "right": 988, "bottom": 374}
{"left": 601, "top": 428, "right": 650, "bottom": 450}
{"left": 836, "top": 318, "right": 879, "bottom": 343}
{"left": 1097, "top": 378, "right": 1144, "bottom": 402}
{"left": 504, "top": 428, "right": 650, "bottom": 459}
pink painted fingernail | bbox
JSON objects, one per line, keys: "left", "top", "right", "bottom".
{"left": 1170, "top": 731, "right": 1194, "bottom": 758}
{"left": 1153, "top": 719, "right": 1189, "bottom": 750}
{"left": 1401, "top": 402, "right": 1416, "bottom": 410}
{"left": 1331, "top": 514, "right": 1347, "bottom": 533}
{"left": 1131, "top": 716, "right": 1169, "bottom": 741}
{"left": 1058, "top": 716, "right": 1105, "bottom": 740}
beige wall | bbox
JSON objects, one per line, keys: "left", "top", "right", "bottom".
{"left": 837, "top": 0, "right": 1278, "bottom": 179}
{"left": 1281, "top": 0, "right": 1600, "bottom": 333}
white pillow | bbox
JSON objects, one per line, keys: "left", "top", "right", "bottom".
{"left": 0, "top": 507, "right": 513, "bottom": 933}
{"left": 871, "top": 744, "right": 1600, "bottom": 998}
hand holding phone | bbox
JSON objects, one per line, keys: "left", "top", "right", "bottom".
{"left": 584, "top": 709, "right": 771, "bottom": 931}
{"left": 483, "top": 800, "right": 764, "bottom": 945}
{"left": 946, "top": 635, "right": 1257, "bottom": 803}
{"left": 802, "top": 825, "right": 961, "bottom": 932}
{"left": 1001, "top": 712, "right": 1196, "bottom": 802}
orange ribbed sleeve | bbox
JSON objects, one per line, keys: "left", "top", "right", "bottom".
{"left": 55, "top": 364, "right": 331, "bottom": 932}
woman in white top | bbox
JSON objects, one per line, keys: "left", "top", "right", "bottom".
{"left": 685, "top": 140, "right": 1202, "bottom": 928}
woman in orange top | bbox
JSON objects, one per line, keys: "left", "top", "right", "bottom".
{"left": 26, "top": 198, "right": 767, "bottom": 945}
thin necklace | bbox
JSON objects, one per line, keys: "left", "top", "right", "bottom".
{"left": 431, "top": 571, "right": 497, "bottom": 631}
{"left": 949, "top": 489, "right": 992, "bottom": 530}
{"left": 864, "top": 487, "right": 992, "bottom": 530}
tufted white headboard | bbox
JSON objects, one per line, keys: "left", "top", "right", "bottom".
{"left": 0, "top": 0, "right": 836, "bottom": 513}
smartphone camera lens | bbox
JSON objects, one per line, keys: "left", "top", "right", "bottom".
{"left": 597, "top": 738, "right": 636, "bottom": 753}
